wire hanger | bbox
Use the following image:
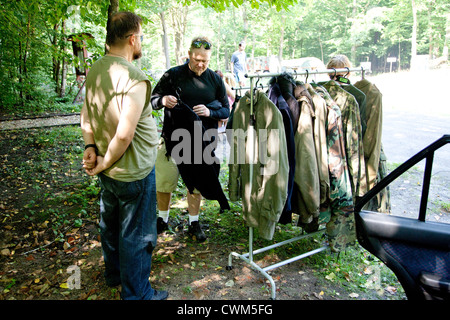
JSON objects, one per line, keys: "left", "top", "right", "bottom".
{"left": 253, "top": 73, "right": 262, "bottom": 97}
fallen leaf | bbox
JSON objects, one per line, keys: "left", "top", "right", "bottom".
{"left": 225, "top": 280, "right": 234, "bottom": 287}
{"left": 364, "top": 267, "right": 373, "bottom": 275}
{"left": 386, "top": 286, "right": 397, "bottom": 295}
{"left": 325, "top": 272, "right": 336, "bottom": 281}
{"left": 313, "top": 292, "right": 323, "bottom": 300}
{"left": 39, "top": 283, "right": 50, "bottom": 294}
{"left": 343, "top": 271, "right": 351, "bottom": 281}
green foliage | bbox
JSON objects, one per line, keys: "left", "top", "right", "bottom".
{"left": 0, "top": 0, "right": 448, "bottom": 115}
{"left": 185, "top": 0, "right": 296, "bottom": 12}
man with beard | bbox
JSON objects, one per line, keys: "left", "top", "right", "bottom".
{"left": 80, "top": 11, "right": 167, "bottom": 300}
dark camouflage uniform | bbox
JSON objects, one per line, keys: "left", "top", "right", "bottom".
{"left": 312, "top": 84, "right": 356, "bottom": 251}
{"left": 326, "top": 103, "right": 356, "bottom": 252}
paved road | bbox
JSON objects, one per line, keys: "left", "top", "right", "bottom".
{"left": 383, "top": 109, "right": 450, "bottom": 176}
{"left": 381, "top": 103, "right": 450, "bottom": 223}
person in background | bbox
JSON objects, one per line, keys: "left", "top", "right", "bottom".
{"left": 230, "top": 41, "right": 248, "bottom": 87}
{"left": 80, "top": 11, "right": 167, "bottom": 300}
{"left": 215, "top": 70, "right": 235, "bottom": 131}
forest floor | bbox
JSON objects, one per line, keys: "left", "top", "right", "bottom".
{"left": 0, "top": 124, "right": 403, "bottom": 303}
{"left": 1, "top": 68, "right": 449, "bottom": 308}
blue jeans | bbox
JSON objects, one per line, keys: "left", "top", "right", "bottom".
{"left": 98, "top": 168, "right": 157, "bottom": 300}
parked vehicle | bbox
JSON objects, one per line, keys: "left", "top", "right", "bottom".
{"left": 247, "top": 55, "right": 280, "bottom": 73}
{"left": 280, "top": 57, "right": 329, "bottom": 82}
{"left": 355, "top": 135, "right": 450, "bottom": 300}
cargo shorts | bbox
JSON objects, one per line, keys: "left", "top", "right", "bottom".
{"left": 155, "top": 139, "right": 199, "bottom": 194}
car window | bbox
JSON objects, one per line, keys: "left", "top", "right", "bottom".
{"left": 385, "top": 146, "right": 450, "bottom": 225}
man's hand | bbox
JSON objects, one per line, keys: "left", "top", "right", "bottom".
{"left": 85, "top": 156, "right": 106, "bottom": 176}
{"left": 193, "top": 104, "right": 210, "bottom": 117}
{"left": 82, "top": 148, "right": 97, "bottom": 170}
{"left": 162, "top": 95, "right": 177, "bottom": 108}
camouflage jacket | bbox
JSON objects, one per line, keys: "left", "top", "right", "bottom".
{"left": 319, "top": 80, "right": 367, "bottom": 200}
{"left": 311, "top": 83, "right": 356, "bottom": 252}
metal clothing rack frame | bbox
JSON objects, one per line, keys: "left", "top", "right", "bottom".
{"left": 226, "top": 67, "right": 367, "bottom": 300}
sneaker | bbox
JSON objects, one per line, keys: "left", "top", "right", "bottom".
{"left": 187, "top": 221, "right": 207, "bottom": 242}
{"left": 157, "top": 217, "right": 168, "bottom": 234}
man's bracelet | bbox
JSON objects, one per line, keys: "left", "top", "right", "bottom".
{"left": 84, "top": 144, "right": 98, "bottom": 151}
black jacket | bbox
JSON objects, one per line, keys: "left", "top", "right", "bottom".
{"left": 268, "top": 82, "right": 296, "bottom": 223}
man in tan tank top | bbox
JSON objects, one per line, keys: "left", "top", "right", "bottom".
{"left": 80, "top": 11, "right": 167, "bottom": 300}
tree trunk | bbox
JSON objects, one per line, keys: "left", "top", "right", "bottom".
{"left": 171, "top": 5, "right": 188, "bottom": 65}
{"left": 60, "top": 20, "right": 67, "bottom": 98}
{"left": 411, "top": 0, "right": 418, "bottom": 69}
{"left": 159, "top": 12, "right": 171, "bottom": 69}
{"left": 278, "top": 17, "right": 285, "bottom": 64}
{"left": 351, "top": 0, "right": 357, "bottom": 64}
{"left": 106, "top": 0, "right": 119, "bottom": 53}
{"left": 242, "top": 6, "right": 248, "bottom": 43}
{"left": 443, "top": 13, "right": 450, "bottom": 60}
{"left": 52, "top": 23, "right": 60, "bottom": 87}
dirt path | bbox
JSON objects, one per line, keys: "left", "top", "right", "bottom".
{"left": 0, "top": 114, "right": 80, "bottom": 131}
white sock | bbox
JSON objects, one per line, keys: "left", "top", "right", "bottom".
{"left": 158, "top": 210, "right": 170, "bottom": 223}
{"left": 189, "top": 214, "right": 199, "bottom": 225}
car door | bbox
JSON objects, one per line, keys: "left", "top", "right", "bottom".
{"left": 355, "top": 135, "right": 450, "bottom": 300}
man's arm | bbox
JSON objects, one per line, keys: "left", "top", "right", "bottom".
{"left": 80, "top": 101, "right": 97, "bottom": 171}
{"left": 208, "top": 80, "right": 230, "bottom": 120}
{"left": 85, "top": 81, "right": 147, "bottom": 176}
{"left": 151, "top": 70, "right": 176, "bottom": 110}
{"left": 230, "top": 53, "right": 237, "bottom": 74}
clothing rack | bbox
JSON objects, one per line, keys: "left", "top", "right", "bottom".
{"left": 226, "top": 66, "right": 367, "bottom": 300}
{"left": 231, "top": 84, "right": 269, "bottom": 92}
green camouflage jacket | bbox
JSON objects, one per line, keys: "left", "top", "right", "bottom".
{"left": 319, "top": 80, "right": 367, "bottom": 200}
{"left": 311, "top": 83, "right": 356, "bottom": 252}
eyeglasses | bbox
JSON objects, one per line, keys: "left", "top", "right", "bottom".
{"left": 192, "top": 40, "right": 212, "bottom": 50}
{"left": 126, "top": 34, "right": 144, "bottom": 42}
